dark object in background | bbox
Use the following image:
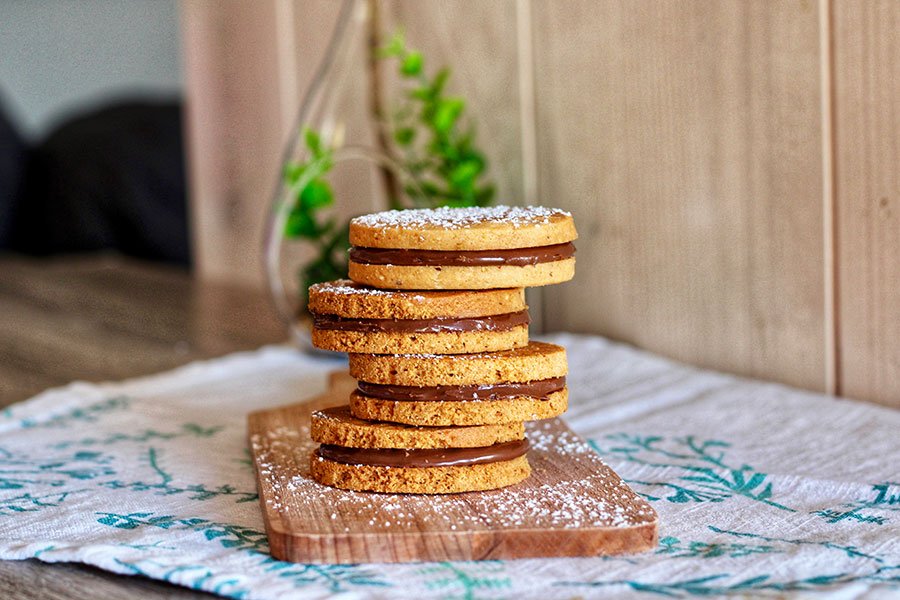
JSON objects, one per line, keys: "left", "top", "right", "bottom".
{"left": 0, "top": 101, "right": 27, "bottom": 247}
{"left": 10, "top": 100, "right": 189, "bottom": 265}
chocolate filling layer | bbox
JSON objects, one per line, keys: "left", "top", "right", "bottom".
{"left": 357, "top": 377, "right": 566, "bottom": 402}
{"left": 313, "top": 310, "right": 530, "bottom": 334}
{"left": 349, "top": 242, "right": 575, "bottom": 267}
{"left": 315, "top": 439, "right": 530, "bottom": 468}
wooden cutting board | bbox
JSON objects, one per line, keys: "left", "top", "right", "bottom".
{"left": 248, "top": 372, "right": 658, "bottom": 564}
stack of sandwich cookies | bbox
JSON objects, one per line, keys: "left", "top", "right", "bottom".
{"left": 308, "top": 205, "right": 576, "bottom": 494}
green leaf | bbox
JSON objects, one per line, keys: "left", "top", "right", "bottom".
{"left": 394, "top": 127, "right": 415, "bottom": 146}
{"left": 400, "top": 51, "right": 423, "bottom": 76}
{"left": 379, "top": 31, "right": 406, "bottom": 58}
{"left": 283, "top": 162, "right": 303, "bottom": 184}
{"left": 448, "top": 159, "right": 483, "bottom": 189}
{"left": 430, "top": 68, "right": 450, "bottom": 97}
{"left": 409, "top": 86, "right": 432, "bottom": 102}
{"left": 285, "top": 210, "right": 319, "bottom": 239}
{"left": 304, "top": 128, "right": 322, "bottom": 156}
{"left": 475, "top": 184, "right": 495, "bottom": 206}
{"left": 299, "top": 178, "right": 333, "bottom": 210}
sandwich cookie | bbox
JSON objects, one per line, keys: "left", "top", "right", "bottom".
{"left": 348, "top": 206, "right": 577, "bottom": 290}
{"left": 309, "top": 405, "right": 530, "bottom": 493}
{"left": 308, "top": 280, "right": 529, "bottom": 354}
{"left": 349, "top": 341, "right": 568, "bottom": 426}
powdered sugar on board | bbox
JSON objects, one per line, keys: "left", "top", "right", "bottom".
{"left": 248, "top": 396, "right": 658, "bottom": 563}
{"left": 351, "top": 205, "right": 571, "bottom": 230}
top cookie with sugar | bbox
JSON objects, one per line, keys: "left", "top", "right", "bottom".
{"left": 349, "top": 205, "right": 577, "bottom": 251}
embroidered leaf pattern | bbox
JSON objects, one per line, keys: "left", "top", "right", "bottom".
{"left": 100, "top": 448, "right": 257, "bottom": 503}
{"left": 590, "top": 434, "right": 794, "bottom": 511}
{"left": 813, "top": 482, "right": 900, "bottom": 525}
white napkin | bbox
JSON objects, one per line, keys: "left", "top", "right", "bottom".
{"left": 0, "top": 334, "right": 897, "bottom": 599}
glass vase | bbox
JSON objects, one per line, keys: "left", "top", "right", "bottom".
{"left": 263, "top": 0, "right": 417, "bottom": 351}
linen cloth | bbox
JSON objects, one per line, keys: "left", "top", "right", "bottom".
{"left": 0, "top": 333, "right": 897, "bottom": 599}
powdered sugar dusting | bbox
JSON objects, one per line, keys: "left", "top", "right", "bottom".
{"left": 352, "top": 206, "right": 571, "bottom": 230}
{"left": 309, "top": 279, "right": 426, "bottom": 301}
{"left": 251, "top": 419, "right": 656, "bottom": 534}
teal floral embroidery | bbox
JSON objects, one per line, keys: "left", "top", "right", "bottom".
{"left": 0, "top": 448, "right": 114, "bottom": 489}
{"left": 97, "top": 512, "right": 268, "bottom": 552}
{"left": 32, "top": 545, "right": 55, "bottom": 558}
{"left": 100, "top": 513, "right": 390, "bottom": 595}
{"left": 20, "top": 396, "right": 130, "bottom": 429}
{"left": 814, "top": 482, "right": 900, "bottom": 525}
{"left": 557, "top": 566, "right": 900, "bottom": 596}
{"left": 418, "top": 561, "right": 511, "bottom": 600}
{"left": 656, "top": 535, "right": 778, "bottom": 559}
{"left": 259, "top": 557, "right": 389, "bottom": 593}
{"left": 117, "top": 540, "right": 177, "bottom": 551}
{"left": 100, "top": 447, "right": 257, "bottom": 503}
{"left": 51, "top": 423, "right": 224, "bottom": 450}
{"left": 709, "top": 526, "right": 886, "bottom": 562}
{"left": 113, "top": 559, "right": 251, "bottom": 598}
{"left": 0, "top": 490, "right": 86, "bottom": 516}
{"left": 590, "top": 434, "right": 794, "bottom": 511}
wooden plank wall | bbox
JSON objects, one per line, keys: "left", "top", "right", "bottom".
{"left": 181, "top": 0, "right": 287, "bottom": 287}
{"left": 181, "top": 0, "right": 900, "bottom": 407}
{"left": 532, "top": 1, "right": 826, "bottom": 391}
{"left": 832, "top": 1, "right": 900, "bottom": 406}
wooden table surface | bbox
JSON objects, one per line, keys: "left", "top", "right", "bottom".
{"left": 0, "top": 254, "right": 287, "bottom": 599}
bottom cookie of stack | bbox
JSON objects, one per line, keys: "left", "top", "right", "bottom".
{"left": 309, "top": 406, "right": 530, "bottom": 494}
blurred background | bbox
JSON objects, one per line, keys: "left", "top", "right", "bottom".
{"left": 0, "top": 1, "right": 186, "bottom": 262}
{"left": 0, "top": 1, "right": 898, "bottom": 408}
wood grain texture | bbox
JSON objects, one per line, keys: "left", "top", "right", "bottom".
{"left": 182, "top": 0, "right": 312, "bottom": 288}
{"left": 0, "top": 256, "right": 285, "bottom": 406}
{"left": 832, "top": 1, "right": 900, "bottom": 407}
{"left": 249, "top": 378, "right": 658, "bottom": 564}
{"left": 0, "top": 560, "right": 207, "bottom": 600}
{"left": 532, "top": 0, "right": 826, "bottom": 391}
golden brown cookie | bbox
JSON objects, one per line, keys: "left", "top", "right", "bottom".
{"left": 348, "top": 206, "right": 577, "bottom": 290}
{"left": 349, "top": 389, "right": 568, "bottom": 426}
{"left": 308, "top": 280, "right": 529, "bottom": 354}
{"left": 350, "top": 206, "right": 576, "bottom": 251}
{"left": 310, "top": 405, "right": 525, "bottom": 448}
{"left": 349, "top": 341, "right": 567, "bottom": 387}
{"left": 347, "top": 342, "right": 568, "bottom": 426}
{"left": 310, "top": 445, "right": 531, "bottom": 494}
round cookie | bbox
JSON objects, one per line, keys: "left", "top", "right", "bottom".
{"left": 308, "top": 280, "right": 529, "bottom": 354}
{"left": 349, "top": 341, "right": 567, "bottom": 387}
{"left": 350, "top": 206, "right": 576, "bottom": 250}
{"left": 348, "top": 206, "right": 577, "bottom": 290}
{"left": 309, "top": 406, "right": 533, "bottom": 492}
{"left": 349, "top": 388, "right": 568, "bottom": 426}
{"left": 310, "top": 453, "right": 530, "bottom": 494}
{"left": 348, "top": 261, "right": 575, "bottom": 291}
{"left": 349, "top": 341, "right": 568, "bottom": 426}
{"left": 310, "top": 405, "right": 525, "bottom": 448}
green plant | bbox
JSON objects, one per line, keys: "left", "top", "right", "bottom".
{"left": 282, "top": 32, "right": 495, "bottom": 307}
{"left": 380, "top": 31, "right": 495, "bottom": 208}
{"left": 282, "top": 129, "right": 349, "bottom": 304}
